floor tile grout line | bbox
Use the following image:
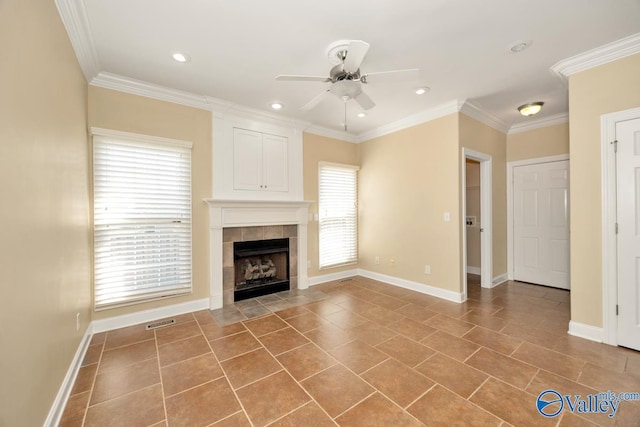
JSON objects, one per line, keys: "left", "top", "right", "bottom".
{"left": 198, "top": 316, "right": 256, "bottom": 427}
{"left": 239, "top": 319, "right": 337, "bottom": 425}
{"left": 80, "top": 337, "right": 105, "bottom": 426}
{"left": 154, "top": 328, "right": 170, "bottom": 426}
{"left": 331, "top": 390, "right": 378, "bottom": 421}
{"left": 101, "top": 336, "right": 156, "bottom": 353}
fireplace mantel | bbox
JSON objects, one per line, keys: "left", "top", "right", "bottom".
{"left": 204, "top": 199, "right": 312, "bottom": 309}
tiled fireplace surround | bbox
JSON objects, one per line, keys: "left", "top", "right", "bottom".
{"left": 205, "top": 200, "right": 311, "bottom": 309}
{"left": 222, "top": 225, "right": 298, "bottom": 304}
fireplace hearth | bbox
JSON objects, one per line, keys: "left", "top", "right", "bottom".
{"left": 234, "top": 238, "right": 290, "bottom": 301}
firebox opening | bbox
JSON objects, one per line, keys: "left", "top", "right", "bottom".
{"left": 233, "top": 238, "right": 290, "bottom": 301}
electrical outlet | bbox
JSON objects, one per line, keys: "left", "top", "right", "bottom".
{"left": 76, "top": 313, "right": 80, "bottom": 332}
{"left": 307, "top": 259, "right": 311, "bottom": 269}
{"left": 375, "top": 256, "right": 380, "bottom": 265}
{"left": 424, "top": 265, "right": 431, "bottom": 274}
{"left": 390, "top": 258, "right": 396, "bottom": 267}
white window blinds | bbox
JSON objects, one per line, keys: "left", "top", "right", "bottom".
{"left": 92, "top": 131, "right": 192, "bottom": 309}
{"left": 318, "top": 162, "right": 359, "bottom": 269}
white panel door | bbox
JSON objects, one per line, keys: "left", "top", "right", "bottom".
{"left": 233, "top": 128, "right": 263, "bottom": 191}
{"left": 262, "top": 134, "right": 288, "bottom": 192}
{"left": 513, "top": 160, "right": 570, "bottom": 288}
{"left": 616, "top": 117, "right": 640, "bottom": 351}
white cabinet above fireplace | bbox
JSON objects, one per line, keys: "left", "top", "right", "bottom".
{"left": 213, "top": 111, "right": 303, "bottom": 201}
{"left": 233, "top": 128, "right": 288, "bottom": 193}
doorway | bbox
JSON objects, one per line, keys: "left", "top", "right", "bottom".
{"left": 465, "top": 159, "right": 482, "bottom": 278}
{"left": 461, "top": 148, "right": 492, "bottom": 300}
{"left": 512, "top": 159, "right": 570, "bottom": 289}
{"left": 602, "top": 107, "right": 640, "bottom": 351}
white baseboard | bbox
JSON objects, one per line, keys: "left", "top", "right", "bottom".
{"left": 44, "top": 324, "right": 94, "bottom": 427}
{"left": 491, "top": 273, "right": 508, "bottom": 287}
{"left": 568, "top": 321, "right": 603, "bottom": 343}
{"left": 467, "top": 266, "right": 481, "bottom": 275}
{"left": 92, "top": 298, "right": 210, "bottom": 333}
{"left": 357, "top": 269, "right": 464, "bottom": 303}
{"left": 308, "top": 269, "right": 359, "bottom": 286}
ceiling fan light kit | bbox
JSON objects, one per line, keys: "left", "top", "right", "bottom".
{"left": 276, "top": 39, "right": 420, "bottom": 131}
{"left": 517, "top": 101, "right": 544, "bottom": 116}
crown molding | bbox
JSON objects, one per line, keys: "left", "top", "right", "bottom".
{"left": 508, "top": 112, "right": 569, "bottom": 134}
{"left": 91, "top": 72, "right": 314, "bottom": 131}
{"left": 459, "top": 101, "right": 510, "bottom": 134}
{"left": 303, "top": 125, "right": 358, "bottom": 143}
{"left": 211, "top": 99, "right": 310, "bottom": 132}
{"left": 551, "top": 32, "right": 640, "bottom": 79}
{"left": 90, "top": 72, "right": 214, "bottom": 110}
{"left": 355, "top": 100, "right": 464, "bottom": 142}
{"left": 55, "top": 0, "right": 100, "bottom": 81}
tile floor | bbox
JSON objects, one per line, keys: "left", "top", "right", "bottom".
{"left": 60, "top": 276, "right": 640, "bottom": 426}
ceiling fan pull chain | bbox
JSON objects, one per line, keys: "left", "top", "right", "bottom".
{"left": 344, "top": 97, "right": 348, "bottom": 131}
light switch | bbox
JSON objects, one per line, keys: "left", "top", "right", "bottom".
{"left": 444, "top": 212, "right": 451, "bottom": 222}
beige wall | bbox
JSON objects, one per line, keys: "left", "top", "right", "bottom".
{"left": 507, "top": 122, "right": 569, "bottom": 162}
{"left": 303, "top": 133, "right": 359, "bottom": 277}
{"left": 88, "top": 87, "right": 212, "bottom": 319}
{"left": 459, "top": 114, "right": 508, "bottom": 282}
{"left": 0, "top": 0, "right": 91, "bottom": 425}
{"left": 358, "top": 115, "right": 462, "bottom": 292}
{"left": 569, "top": 53, "right": 640, "bottom": 327}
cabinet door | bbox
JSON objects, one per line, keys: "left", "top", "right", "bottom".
{"left": 261, "top": 134, "right": 288, "bottom": 192}
{"left": 233, "top": 128, "right": 263, "bottom": 191}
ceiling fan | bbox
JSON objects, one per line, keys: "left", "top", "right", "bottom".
{"left": 276, "top": 40, "right": 419, "bottom": 130}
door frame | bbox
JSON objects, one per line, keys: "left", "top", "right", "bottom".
{"left": 507, "top": 154, "right": 570, "bottom": 281}
{"left": 601, "top": 106, "right": 640, "bottom": 346}
{"left": 461, "top": 148, "right": 492, "bottom": 297}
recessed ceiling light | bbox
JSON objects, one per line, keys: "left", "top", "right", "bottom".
{"left": 415, "top": 87, "right": 430, "bottom": 95}
{"left": 357, "top": 112, "right": 367, "bottom": 118}
{"left": 270, "top": 102, "right": 284, "bottom": 110}
{"left": 509, "top": 40, "right": 533, "bottom": 53}
{"left": 517, "top": 102, "right": 544, "bottom": 116}
{"left": 172, "top": 52, "right": 190, "bottom": 63}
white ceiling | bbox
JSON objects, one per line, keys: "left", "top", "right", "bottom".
{"left": 66, "top": 0, "right": 640, "bottom": 136}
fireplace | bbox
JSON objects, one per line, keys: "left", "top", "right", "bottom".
{"left": 205, "top": 199, "right": 312, "bottom": 309}
{"left": 234, "top": 238, "right": 290, "bottom": 301}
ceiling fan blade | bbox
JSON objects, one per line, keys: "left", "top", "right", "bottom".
{"left": 301, "top": 89, "right": 330, "bottom": 111}
{"left": 354, "top": 90, "right": 376, "bottom": 111}
{"left": 362, "top": 68, "right": 420, "bottom": 84}
{"left": 343, "top": 40, "right": 370, "bottom": 73}
{"left": 276, "top": 75, "right": 331, "bottom": 82}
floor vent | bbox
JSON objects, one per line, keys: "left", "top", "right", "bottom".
{"left": 145, "top": 319, "right": 175, "bottom": 330}
{"left": 340, "top": 278, "right": 353, "bottom": 282}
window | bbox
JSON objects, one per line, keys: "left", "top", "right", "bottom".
{"left": 92, "top": 129, "right": 192, "bottom": 309}
{"left": 318, "top": 162, "right": 359, "bottom": 269}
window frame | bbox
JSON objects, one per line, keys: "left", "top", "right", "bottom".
{"left": 90, "top": 128, "right": 193, "bottom": 310}
{"left": 317, "top": 161, "right": 359, "bottom": 270}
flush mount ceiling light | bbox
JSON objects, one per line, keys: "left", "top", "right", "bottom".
{"left": 172, "top": 52, "right": 190, "bottom": 63}
{"left": 357, "top": 112, "right": 367, "bottom": 118}
{"left": 415, "top": 87, "right": 430, "bottom": 95}
{"left": 509, "top": 40, "right": 533, "bottom": 53}
{"left": 270, "top": 102, "right": 284, "bottom": 110}
{"left": 518, "top": 101, "right": 544, "bottom": 116}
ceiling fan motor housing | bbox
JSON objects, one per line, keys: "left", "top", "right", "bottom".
{"left": 329, "top": 64, "right": 363, "bottom": 83}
